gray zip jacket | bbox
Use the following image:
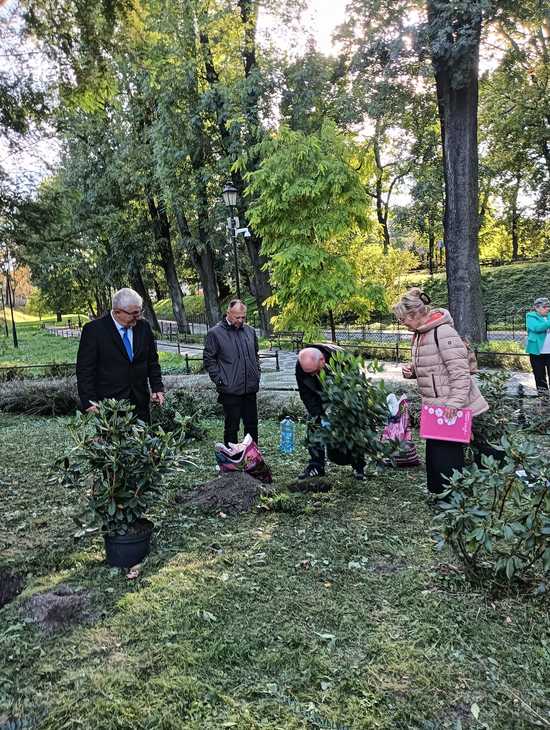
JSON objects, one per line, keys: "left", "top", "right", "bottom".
{"left": 203, "top": 319, "right": 261, "bottom": 395}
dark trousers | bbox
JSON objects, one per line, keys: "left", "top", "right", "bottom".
{"left": 425, "top": 437, "right": 505, "bottom": 494}
{"left": 220, "top": 393, "right": 258, "bottom": 446}
{"left": 130, "top": 397, "right": 150, "bottom": 423}
{"left": 308, "top": 444, "right": 365, "bottom": 471}
{"left": 307, "top": 423, "right": 365, "bottom": 471}
{"left": 529, "top": 354, "right": 550, "bottom": 392}
{"left": 308, "top": 442, "right": 326, "bottom": 469}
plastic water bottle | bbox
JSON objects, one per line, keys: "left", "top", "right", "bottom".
{"left": 280, "top": 417, "right": 295, "bottom": 454}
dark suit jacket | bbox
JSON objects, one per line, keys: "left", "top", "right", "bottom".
{"left": 76, "top": 314, "right": 164, "bottom": 418}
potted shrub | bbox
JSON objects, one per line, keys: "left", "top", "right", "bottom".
{"left": 53, "top": 399, "right": 185, "bottom": 568}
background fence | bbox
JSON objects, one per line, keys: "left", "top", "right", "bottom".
{"left": 0, "top": 351, "right": 281, "bottom": 382}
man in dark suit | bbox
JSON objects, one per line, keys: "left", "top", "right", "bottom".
{"left": 76, "top": 288, "right": 165, "bottom": 421}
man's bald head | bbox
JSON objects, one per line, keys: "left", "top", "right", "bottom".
{"left": 298, "top": 347, "right": 326, "bottom": 375}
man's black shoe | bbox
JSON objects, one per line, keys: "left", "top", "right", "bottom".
{"left": 298, "top": 464, "right": 325, "bottom": 480}
{"left": 353, "top": 467, "right": 365, "bottom": 481}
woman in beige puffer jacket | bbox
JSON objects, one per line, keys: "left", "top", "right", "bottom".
{"left": 410, "top": 309, "right": 488, "bottom": 416}
{"left": 394, "top": 288, "right": 489, "bottom": 495}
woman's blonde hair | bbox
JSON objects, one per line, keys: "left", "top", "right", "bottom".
{"left": 393, "top": 287, "right": 431, "bottom": 321}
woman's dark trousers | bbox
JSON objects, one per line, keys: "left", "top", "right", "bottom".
{"left": 425, "top": 438, "right": 506, "bottom": 494}
{"left": 529, "top": 354, "right": 550, "bottom": 393}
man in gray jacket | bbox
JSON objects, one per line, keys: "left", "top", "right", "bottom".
{"left": 203, "top": 299, "right": 261, "bottom": 445}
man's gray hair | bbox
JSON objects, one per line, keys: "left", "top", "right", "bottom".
{"left": 112, "top": 288, "right": 143, "bottom": 310}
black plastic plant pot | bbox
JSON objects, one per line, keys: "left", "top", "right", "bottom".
{"left": 103, "top": 519, "right": 154, "bottom": 568}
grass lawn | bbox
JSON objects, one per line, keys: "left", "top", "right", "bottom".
{"left": 1, "top": 415, "right": 548, "bottom": 729}
{"left": 0, "top": 314, "right": 86, "bottom": 369}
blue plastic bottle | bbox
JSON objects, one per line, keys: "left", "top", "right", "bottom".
{"left": 280, "top": 417, "right": 295, "bottom": 454}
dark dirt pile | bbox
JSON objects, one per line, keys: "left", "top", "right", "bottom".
{"left": 176, "top": 471, "right": 275, "bottom": 515}
{"left": 22, "top": 584, "right": 94, "bottom": 633}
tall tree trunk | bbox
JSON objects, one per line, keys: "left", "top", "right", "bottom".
{"left": 147, "top": 196, "right": 189, "bottom": 334}
{"left": 373, "top": 136, "right": 391, "bottom": 254}
{"left": 510, "top": 174, "right": 521, "bottom": 260}
{"left": 129, "top": 264, "right": 160, "bottom": 331}
{"left": 328, "top": 309, "right": 336, "bottom": 343}
{"left": 428, "top": 222, "right": 435, "bottom": 275}
{"left": 190, "top": 247, "right": 221, "bottom": 327}
{"left": 86, "top": 299, "right": 97, "bottom": 319}
{"left": 242, "top": 226, "right": 273, "bottom": 335}
{"left": 429, "top": 3, "right": 486, "bottom": 342}
{"left": 217, "top": 272, "right": 231, "bottom": 302}
{"left": 152, "top": 276, "right": 165, "bottom": 302}
{"left": 173, "top": 205, "right": 221, "bottom": 327}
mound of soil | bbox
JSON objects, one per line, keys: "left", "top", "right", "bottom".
{"left": 22, "top": 584, "right": 93, "bottom": 634}
{"left": 0, "top": 569, "right": 25, "bottom": 608}
{"left": 176, "top": 471, "right": 275, "bottom": 515}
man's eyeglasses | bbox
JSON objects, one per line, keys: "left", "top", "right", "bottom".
{"left": 116, "top": 308, "right": 142, "bottom": 317}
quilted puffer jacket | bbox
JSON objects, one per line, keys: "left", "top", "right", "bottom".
{"left": 409, "top": 309, "right": 489, "bottom": 416}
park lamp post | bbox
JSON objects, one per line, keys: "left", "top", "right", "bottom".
{"left": 222, "top": 182, "right": 241, "bottom": 300}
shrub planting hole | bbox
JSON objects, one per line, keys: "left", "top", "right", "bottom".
{"left": 22, "top": 584, "right": 93, "bottom": 633}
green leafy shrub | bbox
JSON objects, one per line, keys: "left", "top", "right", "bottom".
{"left": 257, "top": 392, "right": 306, "bottom": 421}
{"left": 163, "top": 386, "right": 217, "bottom": 417}
{"left": 0, "top": 366, "right": 23, "bottom": 383}
{"left": 44, "top": 362, "right": 75, "bottom": 378}
{"left": 473, "top": 371, "right": 521, "bottom": 445}
{"left": 163, "top": 382, "right": 307, "bottom": 422}
{"left": 311, "top": 352, "right": 394, "bottom": 465}
{"left": 150, "top": 392, "right": 207, "bottom": 441}
{"left": 475, "top": 341, "right": 530, "bottom": 372}
{"left": 0, "top": 377, "right": 79, "bottom": 415}
{"left": 434, "top": 435, "right": 550, "bottom": 582}
{"left": 52, "top": 399, "right": 186, "bottom": 536}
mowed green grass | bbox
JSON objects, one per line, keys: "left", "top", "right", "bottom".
{"left": 1, "top": 416, "right": 548, "bottom": 728}
{"left": 0, "top": 315, "right": 83, "bottom": 368}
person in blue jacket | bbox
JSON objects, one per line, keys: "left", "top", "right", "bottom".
{"left": 525, "top": 297, "right": 550, "bottom": 393}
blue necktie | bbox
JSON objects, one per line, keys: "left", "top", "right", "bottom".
{"left": 122, "top": 328, "right": 133, "bottom": 361}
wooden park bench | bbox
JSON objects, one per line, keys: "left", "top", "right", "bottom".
{"left": 268, "top": 330, "right": 304, "bottom": 353}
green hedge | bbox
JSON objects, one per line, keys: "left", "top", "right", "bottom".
{"left": 410, "top": 261, "right": 550, "bottom": 323}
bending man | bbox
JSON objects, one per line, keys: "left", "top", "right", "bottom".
{"left": 296, "top": 345, "right": 365, "bottom": 481}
